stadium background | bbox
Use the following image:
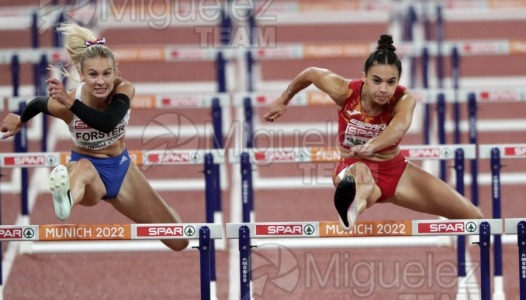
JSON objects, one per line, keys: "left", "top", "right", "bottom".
{"left": 1, "top": 0, "right": 526, "bottom": 299}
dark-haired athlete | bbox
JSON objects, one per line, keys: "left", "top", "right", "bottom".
{"left": 264, "top": 34, "right": 482, "bottom": 230}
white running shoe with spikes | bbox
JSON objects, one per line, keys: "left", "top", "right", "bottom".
{"left": 49, "top": 165, "right": 72, "bottom": 221}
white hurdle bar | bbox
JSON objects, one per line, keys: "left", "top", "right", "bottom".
{"left": 0, "top": 149, "right": 227, "bottom": 252}
{"left": 227, "top": 219, "right": 503, "bottom": 300}
{"left": 479, "top": 144, "right": 526, "bottom": 299}
{"left": 5, "top": 93, "right": 232, "bottom": 146}
{"left": 229, "top": 144, "right": 475, "bottom": 190}
{"left": 0, "top": 223, "right": 222, "bottom": 300}
{"left": 0, "top": 149, "right": 226, "bottom": 192}
{"left": 228, "top": 144, "right": 478, "bottom": 299}
{"left": 479, "top": 143, "right": 526, "bottom": 234}
{"left": 226, "top": 218, "right": 497, "bottom": 248}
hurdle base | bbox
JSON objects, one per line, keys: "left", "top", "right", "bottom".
{"left": 493, "top": 276, "right": 506, "bottom": 300}
{"left": 456, "top": 274, "right": 481, "bottom": 300}
{"left": 18, "top": 241, "right": 34, "bottom": 254}
{"left": 210, "top": 281, "right": 218, "bottom": 300}
{"left": 456, "top": 276, "right": 468, "bottom": 300}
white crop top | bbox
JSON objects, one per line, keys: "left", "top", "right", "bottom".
{"left": 68, "top": 85, "right": 131, "bottom": 150}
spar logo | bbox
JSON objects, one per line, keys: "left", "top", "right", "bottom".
{"left": 137, "top": 225, "right": 185, "bottom": 237}
{"left": 146, "top": 152, "right": 200, "bottom": 164}
{"left": 0, "top": 228, "right": 22, "bottom": 239}
{"left": 160, "top": 96, "right": 202, "bottom": 107}
{"left": 184, "top": 226, "right": 196, "bottom": 237}
{"left": 140, "top": 112, "right": 200, "bottom": 170}
{"left": 504, "top": 147, "right": 526, "bottom": 157}
{"left": 401, "top": 147, "right": 452, "bottom": 159}
{"left": 0, "top": 227, "right": 33, "bottom": 239}
{"left": 256, "top": 224, "right": 315, "bottom": 236}
{"left": 466, "top": 222, "right": 477, "bottom": 233}
{"left": 418, "top": 222, "right": 465, "bottom": 234}
{"left": 253, "top": 150, "right": 307, "bottom": 162}
{"left": 479, "top": 90, "right": 518, "bottom": 101}
{"left": 3, "top": 155, "right": 57, "bottom": 167}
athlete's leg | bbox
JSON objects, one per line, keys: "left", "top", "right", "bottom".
{"left": 388, "top": 163, "right": 483, "bottom": 219}
{"left": 67, "top": 159, "right": 107, "bottom": 206}
{"left": 49, "top": 159, "right": 106, "bottom": 220}
{"left": 332, "top": 162, "right": 382, "bottom": 230}
{"left": 110, "top": 162, "right": 189, "bottom": 251}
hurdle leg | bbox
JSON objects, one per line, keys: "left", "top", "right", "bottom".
{"left": 198, "top": 226, "right": 211, "bottom": 300}
{"left": 518, "top": 221, "right": 526, "bottom": 300}
{"left": 478, "top": 222, "right": 491, "bottom": 300}
{"left": 239, "top": 225, "right": 251, "bottom": 300}
{"left": 490, "top": 148, "right": 505, "bottom": 300}
{"left": 455, "top": 235, "right": 468, "bottom": 299}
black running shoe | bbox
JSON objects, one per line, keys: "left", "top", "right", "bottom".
{"left": 334, "top": 175, "right": 357, "bottom": 231}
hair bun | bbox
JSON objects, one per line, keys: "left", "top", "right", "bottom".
{"left": 377, "top": 34, "right": 396, "bottom": 52}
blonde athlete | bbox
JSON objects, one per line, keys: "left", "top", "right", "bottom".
{"left": 0, "top": 23, "right": 188, "bottom": 251}
{"left": 264, "top": 34, "right": 482, "bottom": 230}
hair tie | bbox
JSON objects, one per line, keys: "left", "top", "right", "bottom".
{"left": 85, "top": 37, "right": 106, "bottom": 47}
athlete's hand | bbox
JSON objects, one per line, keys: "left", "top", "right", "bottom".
{"left": 264, "top": 96, "right": 288, "bottom": 122}
{"left": 47, "top": 78, "right": 74, "bottom": 108}
{"left": 0, "top": 113, "right": 23, "bottom": 139}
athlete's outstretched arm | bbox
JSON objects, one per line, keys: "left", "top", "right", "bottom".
{"left": 264, "top": 67, "right": 349, "bottom": 122}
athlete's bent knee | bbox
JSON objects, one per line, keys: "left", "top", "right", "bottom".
{"left": 74, "top": 159, "right": 98, "bottom": 181}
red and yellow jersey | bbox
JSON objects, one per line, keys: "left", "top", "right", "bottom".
{"left": 337, "top": 79, "right": 406, "bottom": 153}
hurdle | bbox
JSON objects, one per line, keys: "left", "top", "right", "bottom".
{"left": 226, "top": 219, "right": 502, "bottom": 300}
{"left": 504, "top": 218, "right": 526, "bottom": 299}
{"left": 0, "top": 149, "right": 225, "bottom": 299}
{"left": 228, "top": 144, "right": 481, "bottom": 298}
{"left": 0, "top": 148, "right": 225, "bottom": 251}
{"left": 5, "top": 91, "right": 231, "bottom": 250}
{"left": 235, "top": 86, "right": 526, "bottom": 155}
{"left": 0, "top": 148, "right": 226, "bottom": 297}
{"left": 479, "top": 144, "right": 526, "bottom": 299}
{"left": 0, "top": 223, "right": 222, "bottom": 300}
{"left": 231, "top": 144, "right": 476, "bottom": 222}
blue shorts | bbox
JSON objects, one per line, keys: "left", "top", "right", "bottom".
{"left": 70, "top": 149, "right": 131, "bottom": 200}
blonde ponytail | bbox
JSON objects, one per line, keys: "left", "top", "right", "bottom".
{"left": 55, "top": 22, "right": 116, "bottom": 75}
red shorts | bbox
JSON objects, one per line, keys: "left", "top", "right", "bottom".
{"left": 333, "top": 153, "right": 408, "bottom": 202}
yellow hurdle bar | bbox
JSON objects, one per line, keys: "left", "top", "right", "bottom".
{"left": 0, "top": 223, "right": 223, "bottom": 241}
{"left": 226, "top": 219, "right": 503, "bottom": 238}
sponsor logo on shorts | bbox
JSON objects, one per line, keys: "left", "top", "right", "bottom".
{"left": 119, "top": 155, "right": 128, "bottom": 165}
